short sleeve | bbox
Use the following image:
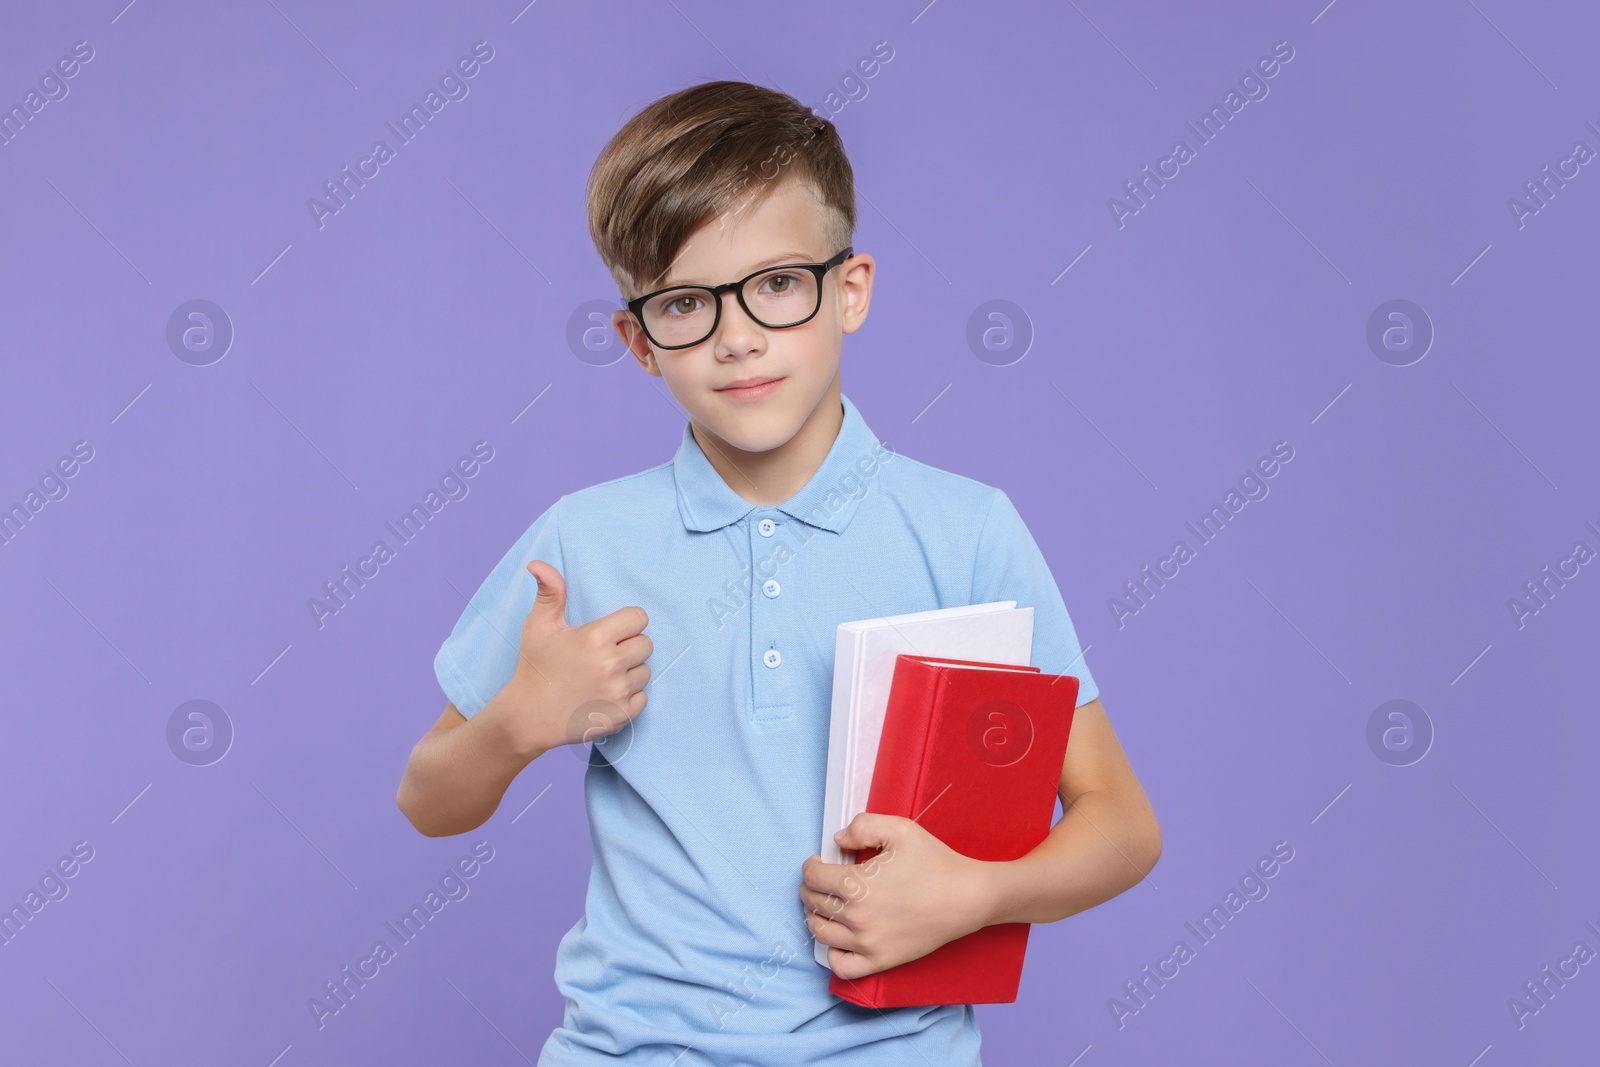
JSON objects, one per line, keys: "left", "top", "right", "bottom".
{"left": 971, "top": 489, "right": 1099, "bottom": 706}
{"left": 433, "top": 496, "right": 566, "bottom": 718}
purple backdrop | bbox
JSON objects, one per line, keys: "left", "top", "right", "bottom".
{"left": 2, "top": 1, "right": 1595, "bottom": 1063}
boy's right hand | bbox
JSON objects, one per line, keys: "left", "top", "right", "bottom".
{"left": 501, "top": 559, "right": 652, "bottom": 757}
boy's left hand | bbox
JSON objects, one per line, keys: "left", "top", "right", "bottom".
{"left": 799, "top": 813, "right": 992, "bottom": 980}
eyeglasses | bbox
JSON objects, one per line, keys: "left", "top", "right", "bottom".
{"left": 625, "top": 247, "right": 854, "bottom": 350}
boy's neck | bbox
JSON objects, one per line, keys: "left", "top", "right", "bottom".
{"left": 690, "top": 376, "right": 844, "bottom": 507}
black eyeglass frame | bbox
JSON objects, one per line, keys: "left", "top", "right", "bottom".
{"left": 624, "top": 246, "right": 854, "bottom": 351}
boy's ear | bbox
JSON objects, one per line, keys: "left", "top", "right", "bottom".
{"left": 612, "top": 311, "right": 662, "bottom": 377}
{"left": 838, "top": 252, "right": 875, "bottom": 335}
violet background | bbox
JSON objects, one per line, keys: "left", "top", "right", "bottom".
{"left": 2, "top": 1, "right": 1596, "bottom": 1063}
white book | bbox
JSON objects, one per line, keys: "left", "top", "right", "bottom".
{"left": 813, "top": 600, "right": 1034, "bottom": 967}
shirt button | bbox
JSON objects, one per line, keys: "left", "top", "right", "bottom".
{"left": 762, "top": 579, "right": 781, "bottom": 598}
{"left": 758, "top": 518, "right": 776, "bottom": 537}
{"left": 762, "top": 648, "right": 782, "bottom": 668}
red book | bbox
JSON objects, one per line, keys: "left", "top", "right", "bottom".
{"left": 828, "top": 654, "right": 1080, "bottom": 1008}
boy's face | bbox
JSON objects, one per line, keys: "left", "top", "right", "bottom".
{"left": 612, "top": 178, "right": 874, "bottom": 458}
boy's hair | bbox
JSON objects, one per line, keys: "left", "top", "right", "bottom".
{"left": 586, "top": 80, "right": 856, "bottom": 300}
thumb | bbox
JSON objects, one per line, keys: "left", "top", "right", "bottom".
{"left": 525, "top": 559, "right": 567, "bottom": 628}
{"left": 833, "top": 812, "right": 897, "bottom": 852}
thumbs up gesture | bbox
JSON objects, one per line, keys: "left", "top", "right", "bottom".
{"left": 502, "top": 559, "right": 653, "bottom": 758}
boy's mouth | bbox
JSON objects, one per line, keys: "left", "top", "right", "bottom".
{"left": 716, "top": 376, "right": 785, "bottom": 400}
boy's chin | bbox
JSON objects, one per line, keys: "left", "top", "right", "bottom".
{"left": 703, "top": 420, "right": 796, "bottom": 456}
{"left": 697, "top": 404, "right": 806, "bottom": 455}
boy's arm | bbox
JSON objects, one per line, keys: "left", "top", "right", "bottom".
{"left": 975, "top": 696, "right": 1161, "bottom": 926}
{"left": 396, "top": 696, "right": 548, "bottom": 838}
{"left": 958, "top": 491, "right": 1160, "bottom": 920}
{"left": 398, "top": 560, "right": 653, "bottom": 837}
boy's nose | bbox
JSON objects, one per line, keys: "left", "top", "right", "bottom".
{"left": 714, "top": 288, "right": 764, "bottom": 336}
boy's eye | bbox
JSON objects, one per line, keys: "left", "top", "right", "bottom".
{"left": 664, "top": 294, "right": 704, "bottom": 317}
{"left": 759, "top": 271, "right": 801, "bottom": 295}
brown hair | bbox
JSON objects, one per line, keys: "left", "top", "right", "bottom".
{"left": 586, "top": 80, "right": 856, "bottom": 300}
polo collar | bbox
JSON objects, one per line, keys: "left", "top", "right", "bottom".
{"left": 673, "top": 392, "right": 884, "bottom": 535}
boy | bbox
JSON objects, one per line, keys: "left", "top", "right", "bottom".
{"left": 397, "top": 80, "right": 1161, "bottom": 1065}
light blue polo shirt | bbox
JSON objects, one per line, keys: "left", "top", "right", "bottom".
{"left": 434, "top": 391, "right": 1098, "bottom": 1066}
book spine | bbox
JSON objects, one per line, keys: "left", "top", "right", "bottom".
{"left": 852, "top": 656, "right": 942, "bottom": 1007}
{"left": 863, "top": 657, "right": 941, "bottom": 827}
{"left": 821, "top": 630, "right": 862, "bottom": 854}
{"left": 907, "top": 668, "right": 949, "bottom": 827}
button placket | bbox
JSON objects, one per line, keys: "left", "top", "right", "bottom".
{"left": 749, "top": 510, "right": 792, "bottom": 724}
